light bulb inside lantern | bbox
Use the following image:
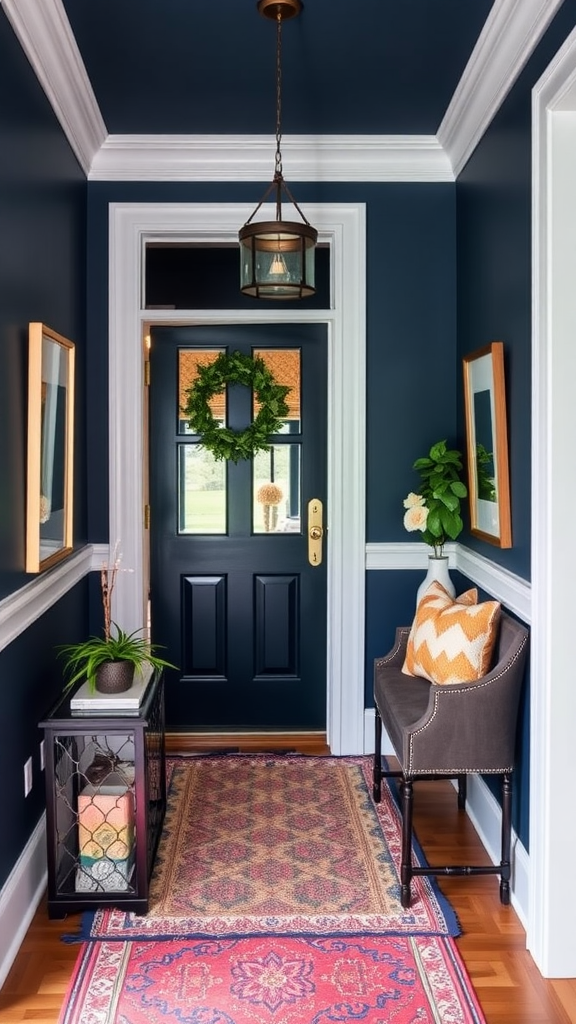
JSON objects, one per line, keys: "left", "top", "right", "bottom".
{"left": 269, "top": 251, "right": 290, "bottom": 278}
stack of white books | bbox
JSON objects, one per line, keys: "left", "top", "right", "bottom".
{"left": 70, "top": 663, "right": 154, "bottom": 714}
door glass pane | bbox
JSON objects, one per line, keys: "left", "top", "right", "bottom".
{"left": 253, "top": 349, "right": 301, "bottom": 432}
{"left": 253, "top": 444, "right": 301, "bottom": 534}
{"left": 178, "top": 349, "right": 225, "bottom": 435}
{"left": 178, "top": 445, "right": 226, "bottom": 534}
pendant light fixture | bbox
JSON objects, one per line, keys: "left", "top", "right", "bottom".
{"left": 239, "top": 0, "right": 317, "bottom": 299}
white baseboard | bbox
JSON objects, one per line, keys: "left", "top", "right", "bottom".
{"left": 463, "top": 774, "right": 529, "bottom": 927}
{"left": 364, "top": 706, "right": 393, "bottom": 755}
{"left": 0, "top": 814, "right": 47, "bottom": 990}
{"left": 365, "top": 708, "right": 529, "bottom": 925}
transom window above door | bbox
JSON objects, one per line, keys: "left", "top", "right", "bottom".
{"left": 144, "top": 243, "right": 331, "bottom": 310}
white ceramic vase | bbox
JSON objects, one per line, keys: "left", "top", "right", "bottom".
{"left": 416, "top": 554, "right": 455, "bottom": 606}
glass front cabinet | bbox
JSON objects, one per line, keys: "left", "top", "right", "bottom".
{"left": 38, "top": 668, "right": 165, "bottom": 918}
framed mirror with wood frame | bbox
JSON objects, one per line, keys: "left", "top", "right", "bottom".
{"left": 26, "top": 322, "right": 75, "bottom": 572}
{"left": 462, "top": 341, "right": 512, "bottom": 548}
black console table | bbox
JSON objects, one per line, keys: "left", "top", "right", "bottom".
{"left": 38, "top": 667, "right": 165, "bottom": 918}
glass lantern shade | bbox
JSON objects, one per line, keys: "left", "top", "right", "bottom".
{"left": 239, "top": 220, "right": 317, "bottom": 299}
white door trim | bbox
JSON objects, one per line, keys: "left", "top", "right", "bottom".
{"left": 530, "top": 26, "right": 576, "bottom": 977}
{"left": 108, "top": 202, "right": 366, "bottom": 754}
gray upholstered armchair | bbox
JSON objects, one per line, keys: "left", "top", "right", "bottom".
{"left": 373, "top": 610, "right": 529, "bottom": 908}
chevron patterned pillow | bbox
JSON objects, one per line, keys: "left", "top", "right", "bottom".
{"left": 402, "top": 581, "right": 501, "bottom": 685}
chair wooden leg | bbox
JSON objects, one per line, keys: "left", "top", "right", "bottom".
{"left": 400, "top": 778, "right": 414, "bottom": 908}
{"left": 499, "top": 772, "right": 512, "bottom": 905}
{"left": 373, "top": 709, "right": 382, "bottom": 803}
{"left": 457, "top": 774, "right": 467, "bottom": 810}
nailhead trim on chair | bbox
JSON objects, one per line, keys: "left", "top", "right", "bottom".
{"left": 374, "top": 628, "right": 411, "bottom": 669}
{"left": 407, "top": 634, "right": 529, "bottom": 774}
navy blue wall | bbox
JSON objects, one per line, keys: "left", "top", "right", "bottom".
{"left": 0, "top": 11, "right": 89, "bottom": 889}
{"left": 0, "top": 582, "right": 89, "bottom": 889}
{"left": 457, "top": 0, "right": 576, "bottom": 581}
{"left": 0, "top": 10, "right": 88, "bottom": 597}
{"left": 454, "top": 2, "right": 576, "bottom": 846}
{"left": 366, "top": 185, "right": 457, "bottom": 540}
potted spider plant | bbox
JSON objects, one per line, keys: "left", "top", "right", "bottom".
{"left": 57, "top": 546, "right": 176, "bottom": 694}
{"left": 57, "top": 624, "right": 177, "bottom": 694}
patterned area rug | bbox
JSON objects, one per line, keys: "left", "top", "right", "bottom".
{"left": 59, "top": 934, "right": 486, "bottom": 1024}
{"left": 83, "top": 756, "right": 459, "bottom": 940}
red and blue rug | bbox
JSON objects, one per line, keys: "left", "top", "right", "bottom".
{"left": 60, "top": 933, "right": 486, "bottom": 1024}
{"left": 81, "top": 756, "right": 460, "bottom": 941}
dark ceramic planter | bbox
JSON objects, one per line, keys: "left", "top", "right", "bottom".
{"left": 95, "top": 660, "right": 135, "bottom": 694}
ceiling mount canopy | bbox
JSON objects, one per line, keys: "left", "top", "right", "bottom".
{"left": 239, "top": 0, "right": 317, "bottom": 300}
{"left": 257, "top": 0, "right": 302, "bottom": 20}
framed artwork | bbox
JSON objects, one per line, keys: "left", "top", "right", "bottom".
{"left": 26, "top": 322, "right": 75, "bottom": 572}
{"left": 463, "top": 341, "right": 512, "bottom": 548}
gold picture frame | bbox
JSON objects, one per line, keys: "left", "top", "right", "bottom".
{"left": 463, "top": 341, "right": 512, "bottom": 548}
{"left": 26, "top": 323, "right": 75, "bottom": 572}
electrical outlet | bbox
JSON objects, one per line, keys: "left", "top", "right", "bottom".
{"left": 24, "top": 757, "right": 33, "bottom": 797}
{"left": 40, "top": 739, "right": 45, "bottom": 772}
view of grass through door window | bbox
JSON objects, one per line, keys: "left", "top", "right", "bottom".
{"left": 178, "top": 349, "right": 226, "bottom": 534}
{"left": 253, "top": 348, "right": 301, "bottom": 534}
{"left": 177, "top": 347, "right": 301, "bottom": 535}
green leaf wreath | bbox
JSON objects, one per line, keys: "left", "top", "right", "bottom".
{"left": 183, "top": 350, "right": 290, "bottom": 463}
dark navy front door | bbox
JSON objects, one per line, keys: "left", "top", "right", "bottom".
{"left": 149, "top": 324, "right": 327, "bottom": 731}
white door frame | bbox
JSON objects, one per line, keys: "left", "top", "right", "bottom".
{"left": 108, "top": 202, "right": 366, "bottom": 755}
{"left": 530, "top": 28, "right": 576, "bottom": 976}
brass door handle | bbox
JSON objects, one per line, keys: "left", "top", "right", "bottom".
{"left": 308, "top": 499, "right": 324, "bottom": 566}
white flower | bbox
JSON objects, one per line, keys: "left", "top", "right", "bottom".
{"left": 404, "top": 504, "right": 429, "bottom": 532}
{"left": 403, "top": 492, "right": 425, "bottom": 509}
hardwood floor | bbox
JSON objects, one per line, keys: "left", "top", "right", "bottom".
{"left": 410, "top": 778, "right": 576, "bottom": 1024}
{"left": 1, "top": 745, "right": 575, "bottom": 1024}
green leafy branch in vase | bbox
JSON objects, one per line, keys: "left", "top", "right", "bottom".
{"left": 403, "top": 440, "right": 468, "bottom": 557}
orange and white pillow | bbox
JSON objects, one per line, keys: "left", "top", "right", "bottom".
{"left": 402, "top": 581, "right": 501, "bottom": 685}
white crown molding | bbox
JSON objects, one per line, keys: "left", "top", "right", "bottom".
{"left": 438, "top": 0, "right": 565, "bottom": 177}
{"left": 533, "top": 21, "right": 576, "bottom": 110}
{"left": 3, "top": 0, "right": 563, "bottom": 184}
{"left": 1, "top": 0, "right": 107, "bottom": 175}
{"left": 89, "top": 134, "right": 454, "bottom": 182}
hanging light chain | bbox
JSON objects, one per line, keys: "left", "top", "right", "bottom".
{"left": 238, "top": 0, "right": 317, "bottom": 301}
{"left": 274, "top": 6, "right": 284, "bottom": 183}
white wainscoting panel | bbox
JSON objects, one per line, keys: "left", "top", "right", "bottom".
{"left": 0, "top": 545, "right": 108, "bottom": 654}
{"left": 366, "top": 542, "right": 530, "bottom": 624}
